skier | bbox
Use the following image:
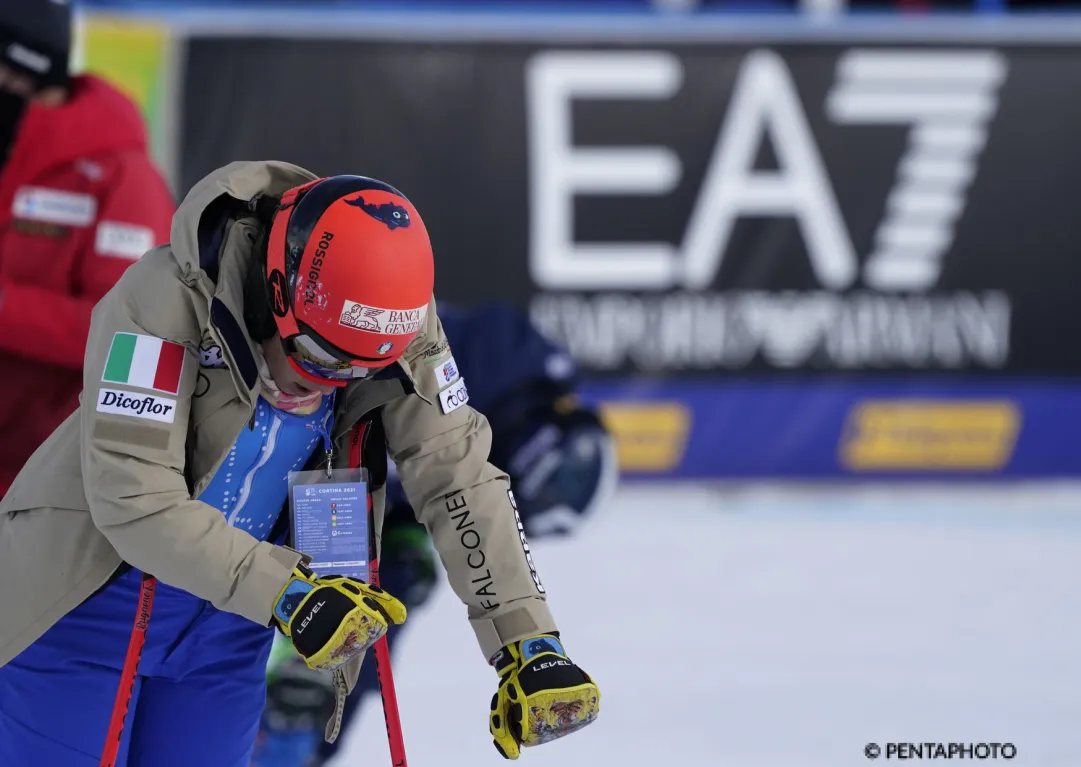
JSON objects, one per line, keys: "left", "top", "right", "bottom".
{"left": 0, "top": 162, "right": 600, "bottom": 766}
{"left": 0, "top": 0, "right": 174, "bottom": 495}
{"left": 254, "top": 302, "right": 618, "bottom": 766}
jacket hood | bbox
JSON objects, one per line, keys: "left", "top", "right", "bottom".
{"left": 15, "top": 75, "right": 150, "bottom": 172}
{"left": 170, "top": 160, "right": 318, "bottom": 278}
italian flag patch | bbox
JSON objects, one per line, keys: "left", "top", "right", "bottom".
{"left": 102, "top": 333, "right": 185, "bottom": 395}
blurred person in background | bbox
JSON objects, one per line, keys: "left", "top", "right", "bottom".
{"left": 0, "top": 0, "right": 174, "bottom": 494}
{"left": 254, "top": 302, "right": 618, "bottom": 767}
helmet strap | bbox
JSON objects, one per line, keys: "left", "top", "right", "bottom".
{"left": 242, "top": 222, "right": 279, "bottom": 343}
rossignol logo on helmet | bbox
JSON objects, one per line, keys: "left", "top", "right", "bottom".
{"left": 302, "top": 231, "right": 335, "bottom": 308}
{"left": 96, "top": 388, "right": 178, "bottom": 424}
{"left": 343, "top": 195, "right": 411, "bottom": 230}
{"left": 339, "top": 300, "right": 428, "bottom": 335}
{"left": 269, "top": 270, "right": 290, "bottom": 318}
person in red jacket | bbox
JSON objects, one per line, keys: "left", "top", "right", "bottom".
{"left": 0, "top": 0, "right": 174, "bottom": 494}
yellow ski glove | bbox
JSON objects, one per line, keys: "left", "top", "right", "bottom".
{"left": 488, "top": 634, "right": 600, "bottom": 760}
{"left": 272, "top": 564, "right": 406, "bottom": 671}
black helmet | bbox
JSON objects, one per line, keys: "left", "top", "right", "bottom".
{"left": 0, "top": 0, "right": 71, "bottom": 90}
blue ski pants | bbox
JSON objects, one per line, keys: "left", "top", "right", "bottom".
{"left": 0, "top": 568, "right": 274, "bottom": 767}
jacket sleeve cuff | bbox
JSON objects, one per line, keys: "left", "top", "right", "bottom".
{"left": 470, "top": 598, "right": 558, "bottom": 663}
{"left": 231, "top": 542, "right": 303, "bottom": 626}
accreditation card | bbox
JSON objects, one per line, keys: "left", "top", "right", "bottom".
{"left": 288, "top": 467, "right": 369, "bottom": 582}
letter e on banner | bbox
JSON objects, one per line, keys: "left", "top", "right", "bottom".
{"left": 527, "top": 51, "right": 683, "bottom": 289}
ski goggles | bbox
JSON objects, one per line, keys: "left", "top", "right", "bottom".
{"left": 287, "top": 334, "right": 371, "bottom": 386}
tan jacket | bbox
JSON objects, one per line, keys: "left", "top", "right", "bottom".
{"left": 0, "top": 161, "right": 556, "bottom": 712}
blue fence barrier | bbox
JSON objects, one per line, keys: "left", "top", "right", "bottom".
{"left": 582, "top": 379, "right": 1081, "bottom": 479}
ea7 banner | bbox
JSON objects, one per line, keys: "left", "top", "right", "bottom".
{"left": 179, "top": 36, "right": 1081, "bottom": 376}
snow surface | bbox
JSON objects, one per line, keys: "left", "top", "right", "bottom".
{"left": 334, "top": 482, "right": 1081, "bottom": 767}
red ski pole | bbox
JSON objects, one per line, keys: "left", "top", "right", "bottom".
{"left": 99, "top": 572, "right": 156, "bottom": 767}
{"left": 350, "top": 423, "right": 408, "bottom": 767}
{"left": 369, "top": 538, "right": 408, "bottom": 767}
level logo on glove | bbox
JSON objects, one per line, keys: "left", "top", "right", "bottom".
{"left": 488, "top": 634, "right": 600, "bottom": 760}
{"left": 272, "top": 564, "right": 407, "bottom": 671}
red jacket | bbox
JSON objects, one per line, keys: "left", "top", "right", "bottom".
{"left": 0, "top": 75, "right": 175, "bottom": 494}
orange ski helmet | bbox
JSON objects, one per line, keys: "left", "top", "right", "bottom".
{"left": 263, "top": 175, "right": 434, "bottom": 386}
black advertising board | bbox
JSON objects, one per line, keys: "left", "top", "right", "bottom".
{"left": 180, "top": 34, "right": 1081, "bottom": 375}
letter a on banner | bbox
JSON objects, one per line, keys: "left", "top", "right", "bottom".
{"left": 681, "top": 50, "right": 857, "bottom": 290}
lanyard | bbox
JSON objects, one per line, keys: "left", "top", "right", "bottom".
{"left": 320, "top": 395, "right": 337, "bottom": 477}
